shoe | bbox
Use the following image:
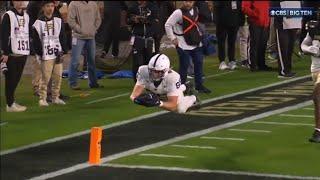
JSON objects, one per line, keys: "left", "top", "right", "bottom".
{"left": 46, "top": 96, "right": 52, "bottom": 103}
{"left": 228, "top": 61, "right": 237, "bottom": 70}
{"left": 187, "top": 75, "right": 194, "bottom": 79}
{"left": 52, "top": 98, "right": 66, "bottom": 105}
{"left": 278, "top": 72, "right": 296, "bottom": 78}
{"left": 259, "top": 66, "right": 273, "bottom": 71}
{"left": 39, "top": 99, "right": 49, "bottom": 107}
{"left": 185, "top": 81, "right": 197, "bottom": 96}
{"left": 89, "top": 84, "right": 104, "bottom": 89}
{"left": 70, "top": 85, "right": 81, "bottom": 90}
{"left": 309, "top": 130, "right": 320, "bottom": 143}
{"left": 187, "top": 95, "right": 202, "bottom": 112}
{"left": 196, "top": 85, "right": 212, "bottom": 94}
{"left": 59, "top": 94, "right": 70, "bottom": 101}
{"left": 111, "top": 54, "right": 118, "bottom": 59}
{"left": 6, "top": 103, "right": 27, "bottom": 112}
{"left": 14, "top": 102, "right": 27, "bottom": 111}
{"left": 219, "top": 61, "right": 229, "bottom": 70}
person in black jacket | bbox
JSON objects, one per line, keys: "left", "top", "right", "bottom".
{"left": 128, "top": 1, "right": 159, "bottom": 82}
{"left": 100, "top": 1, "right": 127, "bottom": 58}
{"left": 214, "top": 1, "right": 244, "bottom": 71}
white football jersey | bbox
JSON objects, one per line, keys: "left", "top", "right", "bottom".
{"left": 136, "top": 65, "right": 182, "bottom": 97}
{"left": 33, "top": 17, "right": 62, "bottom": 60}
{"left": 6, "top": 10, "right": 30, "bottom": 55}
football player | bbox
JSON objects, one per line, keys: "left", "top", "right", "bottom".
{"left": 300, "top": 11, "right": 320, "bottom": 143}
{"left": 130, "top": 54, "right": 200, "bottom": 113}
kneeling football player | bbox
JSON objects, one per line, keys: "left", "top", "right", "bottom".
{"left": 301, "top": 16, "right": 320, "bottom": 143}
{"left": 130, "top": 54, "right": 200, "bottom": 113}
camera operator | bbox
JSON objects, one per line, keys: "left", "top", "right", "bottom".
{"left": 128, "top": 1, "right": 159, "bottom": 82}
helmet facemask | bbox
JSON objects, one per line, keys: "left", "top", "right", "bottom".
{"left": 149, "top": 68, "right": 168, "bottom": 81}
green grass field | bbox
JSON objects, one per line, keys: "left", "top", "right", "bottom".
{"left": 110, "top": 106, "right": 320, "bottom": 177}
{"left": 0, "top": 48, "right": 312, "bottom": 151}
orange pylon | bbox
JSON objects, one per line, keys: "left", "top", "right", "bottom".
{"left": 89, "top": 127, "right": 102, "bottom": 165}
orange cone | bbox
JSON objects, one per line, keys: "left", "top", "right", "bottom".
{"left": 89, "top": 127, "right": 102, "bottom": 165}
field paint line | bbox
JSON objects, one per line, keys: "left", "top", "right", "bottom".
{"left": 0, "top": 122, "right": 8, "bottom": 126}
{"left": 170, "top": 145, "right": 217, "bottom": 150}
{"left": 1, "top": 75, "right": 311, "bottom": 156}
{"left": 228, "top": 129, "right": 271, "bottom": 133}
{"left": 102, "top": 163, "right": 320, "bottom": 180}
{"left": 85, "top": 92, "right": 130, "bottom": 104}
{"left": 201, "top": 136, "right": 245, "bottom": 141}
{"left": 303, "top": 108, "right": 314, "bottom": 111}
{"left": 254, "top": 121, "right": 314, "bottom": 126}
{"left": 206, "top": 71, "right": 234, "bottom": 79}
{"left": 139, "top": 153, "right": 186, "bottom": 159}
{"left": 28, "top": 101, "right": 312, "bottom": 180}
{"left": 279, "top": 114, "right": 314, "bottom": 118}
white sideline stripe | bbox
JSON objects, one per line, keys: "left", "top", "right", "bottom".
{"left": 1, "top": 75, "right": 311, "bottom": 156}
{"left": 171, "top": 145, "right": 216, "bottom": 150}
{"left": 303, "top": 108, "right": 314, "bottom": 111}
{"left": 28, "top": 101, "right": 312, "bottom": 180}
{"left": 201, "top": 136, "right": 245, "bottom": 141}
{"left": 254, "top": 121, "right": 314, "bottom": 126}
{"left": 85, "top": 92, "right": 130, "bottom": 104}
{"left": 139, "top": 153, "right": 186, "bottom": 159}
{"left": 228, "top": 129, "right": 271, "bottom": 133}
{"left": 206, "top": 71, "right": 234, "bottom": 78}
{"left": 0, "top": 122, "right": 8, "bottom": 126}
{"left": 102, "top": 164, "right": 320, "bottom": 180}
{"left": 279, "top": 114, "right": 314, "bottom": 118}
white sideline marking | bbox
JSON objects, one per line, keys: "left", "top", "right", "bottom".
{"left": 303, "top": 108, "right": 314, "bottom": 111}
{"left": 206, "top": 71, "right": 234, "bottom": 79}
{"left": 139, "top": 153, "right": 186, "bottom": 159}
{"left": 254, "top": 121, "right": 314, "bottom": 126}
{"left": 279, "top": 114, "right": 314, "bottom": 118}
{"left": 0, "top": 122, "right": 8, "bottom": 126}
{"left": 228, "top": 129, "right": 271, "bottom": 133}
{"left": 201, "top": 136, "right": 245, "bottom": 141}
{"left": 85, "top": 92, "right": 130, "bottom": 104}
{"left": 171, "top": 145, "right": 216, "bottom": 150}
{"left": 28, "top": 101, "right": 312, "bottom": 180}
{"left": 1, "top": 75, "right": 311, "bottom": 156}
{"left": 102, "top": 163, "right": 320, "bottom": 180}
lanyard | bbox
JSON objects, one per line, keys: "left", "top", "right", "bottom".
{"left": 14, "top": 13, "right": 24, "bottom": 28}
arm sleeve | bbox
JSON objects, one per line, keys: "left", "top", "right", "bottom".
{"left": 32, "top": 22, "right": 43, "bottom": 56}
{"left": 67, "top": 2, "right": 81, "bottom": 33}
{"left": 167, "top": 74, "right": 181, "bottom": 97}
{"left": 165, "top": 9, "right": 182, "bottom": 41}
{"left": 301, "top": 33, "right": 313, "bottom": 53}
{"left": 59, "top": 21, "right": 68, "bottom": 54}
{"left": 1, "top": 14, "right": 11, "bottom": 55}
{"left": 94, "top": 4, "right": 102, "bottom": 31}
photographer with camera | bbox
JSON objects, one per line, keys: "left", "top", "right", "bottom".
{"left": 32, "top": 1, "right": 68, "bottom": 107}
{"left": 128, "top": 1, "right": 159, "bottom": 82}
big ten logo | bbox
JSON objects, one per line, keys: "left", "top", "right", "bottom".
{"left": 18, "top": 18, "right": 25, "bottom": 27}
{"left": 44, "top": 22, "right": 54, "bottom": 32}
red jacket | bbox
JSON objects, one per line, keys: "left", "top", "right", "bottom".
{"left": 242, "top": 1, "right": 270, "bottom": 28}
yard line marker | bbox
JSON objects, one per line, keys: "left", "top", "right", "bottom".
{"left": 303, "top": 108, "right": 314, "bottom": 111}
{"left": 254, "top": 121, "right": 314, "bottom": 126}
{"left": 171, "top": 145, "right": 216, "bottom": 150}
{"left": 102, "top": 163, "right": 320, "bottom": 180}
{"left": 201, "top": 136, "right": 245, "bottom": 141}
{"left": 279, "top": 114, "right": 314, "bottom": 118}
{"left": 139, "top": 153, "right": 186, "bottom": 159}
{"left": 28, "top": 101, "right": 312, "bottom": 180}
{"left": 0, "top": 122, "right": 8, "bottom": 126}
{"left": 86, "top": 92, "right": 130, "bottom": 104}
{"left": 228, "top": 129, "right": 271, "bottom": 133}
{"left": 206, "top": 71, "right": 234, "bottom": 79}
{"left": 2, "top": 75, "right": 310, "bottom": 156}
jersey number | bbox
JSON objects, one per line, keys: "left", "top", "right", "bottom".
{"left": 176, "top": 79, "right": 181, "bottom": 89}
{"left": 17, "top": 40, "right": 29, "bottom": 51}
{"left": 45, "top": 45, "right": 59, "bottom": 56}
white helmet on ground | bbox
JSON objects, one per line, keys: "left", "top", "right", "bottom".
{"left": 148, "top": 54, "right": 170, "bottom": 81}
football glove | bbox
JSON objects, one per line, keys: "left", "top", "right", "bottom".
{"left": 134, "top": 92, "right": 161, "bottom": 107}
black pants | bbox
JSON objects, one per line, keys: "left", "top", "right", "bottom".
{"left": 275, "top": 28, "right": 297, "bottom": 75}
{"left": 216, "top": 24, "right": 239, "bottom": 63}
{"left": 132, "top": 37, "right": 154, "bottom": 82}
{"left": 248, "top": 24, "right": 269, "bottom": 70}
{"left": 4, "top": 55, "right": 27, "bottom": 106}
{"left": 103, "top": 14, "right": 121, "bottom": 57}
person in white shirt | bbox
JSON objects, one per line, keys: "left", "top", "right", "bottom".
{"left": 165, "top": 1, "right": 211, "bottom": 94}
{"left": 300, "top": 18, "right": 320, "bottom": 143}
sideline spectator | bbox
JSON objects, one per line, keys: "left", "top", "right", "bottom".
{"left": 128, "top": 1, "right": 159, "bottom": 82}
{"left": 1, "top": 1, "right": 30, "bottom": 112}
{"left": 165, "top": 1, "right": 211, "bottom": 93}
{"left": 214, "top": 1, "right": 244, "bottom": 70}
{"left": 67, "top": 1, "right": 102, "bottom": 90}
{"left": 32, "top": 1, "right": 68, "bottom": 106}
{"left": 100, "top": 1, "right": 127, "bottom": 59}
{"left": 242, "top": 1, "right": 272, "bottom": 72}
{"left": 272, "top": 1, "right": 302, "bottom": 78}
